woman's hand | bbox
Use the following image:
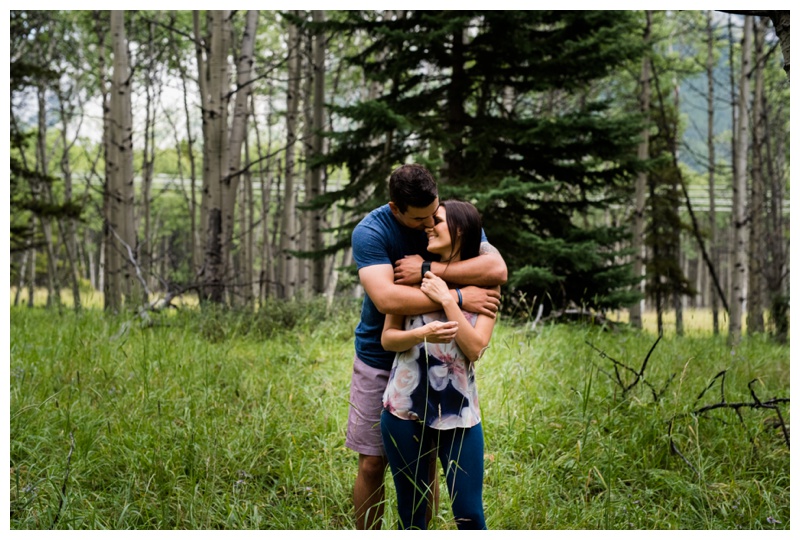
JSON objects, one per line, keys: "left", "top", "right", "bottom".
{"left": 420, "top": 319, "right": 459, "bottom": 343}
{"left": 420, "top": 271, "right": 453, "bottom": 306}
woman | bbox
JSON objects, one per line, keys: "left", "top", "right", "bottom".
{"left": 380, "top": 200, "right": 499, "bottom": 530}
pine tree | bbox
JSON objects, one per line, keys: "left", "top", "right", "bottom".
{"left": 323, "top": 10, "right": 647, "bottom": 314}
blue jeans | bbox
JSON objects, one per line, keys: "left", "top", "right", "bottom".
{"left": 380, "top": 409, "right": 487, "bottom": 530}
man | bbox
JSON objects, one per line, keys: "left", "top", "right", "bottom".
{"left": 347, "top": 163, "right": 507, "bottom": 529}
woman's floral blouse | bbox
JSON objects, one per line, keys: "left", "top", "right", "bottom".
{"left": 382, "top": 310, "right": 481, "bottom": 430}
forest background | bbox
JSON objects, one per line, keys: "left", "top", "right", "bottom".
{"left": 7, "top": 9, "right": 791, "bottom": 530}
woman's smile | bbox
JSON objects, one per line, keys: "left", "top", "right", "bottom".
{"left": 426, "top": 206, "right": 452, "bottom": 258}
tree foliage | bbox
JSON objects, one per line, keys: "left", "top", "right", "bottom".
{"left": 323, "top": 10, "right": 648, "bottom": 314}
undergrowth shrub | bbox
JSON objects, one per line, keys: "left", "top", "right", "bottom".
{"left": 158, "top": 297, "right": 360, "bottom": 342}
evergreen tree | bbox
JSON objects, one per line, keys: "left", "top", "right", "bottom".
{"left": 323, "top": 10, "right": 647, "bottom": 314}
{"left": 10, "top": 12, "right": 81, "bottom": 262}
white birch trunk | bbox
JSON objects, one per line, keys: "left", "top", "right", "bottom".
{"left": 706, "top": 11, "right": 720, "bottom": 334}
{"left": 201, "top": 10, "right": 230, "bottom": 303}
{"left": 279, "top": 15, "right": 302, "bottom": 299}
{"left": 223, "top": 9, "right": 259, "bottom": 304}
{"left": 729, "top": 16, "right": 752, "bottom": 346}
{"left": 111, "top": 10, "right": 139, "bottom": 306}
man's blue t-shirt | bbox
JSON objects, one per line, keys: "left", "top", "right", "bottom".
{"left": 352, "top": 204, "right": 487, "bottom": 371}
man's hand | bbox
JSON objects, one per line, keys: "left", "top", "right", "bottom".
{"left": 460, "top": 286, "right": 501, "bottom": 318}
{"left": 394, "top": 254, "right": 425, "bottom": 285}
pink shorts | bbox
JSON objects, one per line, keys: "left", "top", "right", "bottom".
{"left": 345, "top": 355, "right": 390, "bottom": 457}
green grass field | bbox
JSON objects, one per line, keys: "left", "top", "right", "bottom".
{"left": 8, "top": 299, "right": 790, "bottom": 529}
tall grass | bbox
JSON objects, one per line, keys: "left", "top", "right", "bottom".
{"left": 9, "top": 301, "right": 790, "bottom": 529}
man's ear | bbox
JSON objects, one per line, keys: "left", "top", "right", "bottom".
{"left": 388, "top": 201, "right": 400, "bottom": 216}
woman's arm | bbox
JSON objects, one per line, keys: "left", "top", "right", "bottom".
{"left": 381, "top": 312, "right": 460, "bottom": 352}
{"left": 420, "top": 272, "right": 498, "bottom": 362}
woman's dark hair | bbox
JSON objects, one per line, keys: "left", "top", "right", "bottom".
{"left": 441, "top": 200, "right": 482, "bottom": 262}
{"left": 388, "top": 164, "right": 438, "bottom": 212}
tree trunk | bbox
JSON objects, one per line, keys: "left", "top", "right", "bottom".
{"left": 223, "top": 10, "right": 259, "bottom": 305}
{"left": 57, "top": 89, "right": 83, "bottom": 311}
{"left": 86, "top": 227, "right": 97, "bottom": 291}
{"left": 300, "top": 17, "right": 313, "bottom": 297}
{"left": 141, "top": 19, "right": 156, "bottom": 291}
{"left": 747, "top": 16, "right": 766, "bottom": 335}
{"left": 100, "top": 11, "right": 120, "bottom": 312}
{"left": 670, "top": 35, "right": 683, "bottom": 337}
{"left": 14, "top": 250, "right": 27, "bottom": 306}
{"left": 310, "top": 10, "right": 327, "bottom": 295}
{"left": 279, "top": 13, "right": 302, "bottom": 299}
{"left": 706, "top": 11, "right": 720, "bottom": 335}
{"left": 761, "top": 30, "right": 789, "bottom": 343}
{"left": 729, "top": 16, "right": 752, "bottom": 346}
{"left": 36, "top": 83, "right": 62, "bottom": 309}
{"left": 108, "top": 10, "right": 139, "bottom": 308}
{"left": 192, "top": 11, "right": 209, "bottom": 284}
{"left": 240, "top": 133, "right": 255, "bottom": 306}
{"left": 630, "top": 10, "right": 651, "bottom": 330}
{"left": 770, "top": 11, "right": 790, "bottom": 79}
{"left": 179, "top": 65, "right": 200, "bottom": 283}
{"left": 200, "top": 10, "right": 231, "bottom": 303}
{"left": 27, "top": 233, "right": 36, "bottom": 308}
{"left": 252, "top": 92, "right": 276, "bottom": 301}
{"left": 443, "top": 20, "right": 467, "bottom": 182}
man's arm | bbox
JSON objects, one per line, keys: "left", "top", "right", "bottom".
{"left": 393, "top": 242, "right": 508, "bottom": 287}
{"left": 360, "top": 264, "right": 500, "bottom": 317}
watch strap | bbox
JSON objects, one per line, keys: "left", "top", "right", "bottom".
{"left": 421, "top": 260, "right": 431, "bottom": 279}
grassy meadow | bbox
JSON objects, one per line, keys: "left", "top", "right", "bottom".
{"left": 8, "top": 297, "right": 790, "bottom": 530}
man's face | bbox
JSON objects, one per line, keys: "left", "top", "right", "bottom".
{"left": 389, "top": 198, "right": 440, "bottom": 231}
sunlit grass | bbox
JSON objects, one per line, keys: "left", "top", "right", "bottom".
{"left": 605, "top": 306, "right": 783, "bottom": 336}
{"left": 9, "top": 286, "right": 200, "bottom": 310}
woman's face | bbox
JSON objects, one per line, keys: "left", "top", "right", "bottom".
{"left": 426, "top": 206, "right": 458, "bottom": 260}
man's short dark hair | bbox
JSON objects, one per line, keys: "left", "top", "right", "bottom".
{"left": 388, "top": 164, "right": 438, "bottom": 213}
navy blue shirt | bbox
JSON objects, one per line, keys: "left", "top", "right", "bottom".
{"left": 352, "top": 204, "right": 487, "bottom": 371}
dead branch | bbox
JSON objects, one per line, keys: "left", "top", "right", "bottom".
{"left": 585, "top": 335, "right": 674, "bottom": 401}
{"left": 668, "top": 373, "right": 790, "bottom": 477}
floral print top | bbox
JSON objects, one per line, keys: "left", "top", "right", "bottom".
{"left": 382, "top": 310, "right": 481, "bottom": 430}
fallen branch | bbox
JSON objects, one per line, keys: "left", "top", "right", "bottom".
{"left": 585, "top": 335, "right": 674, "bottom": 402}
{"left": 668, "top": 373, "right": 790, "bottom": 477}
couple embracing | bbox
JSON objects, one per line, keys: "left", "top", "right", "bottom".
{"left": 346, "top": 164, "right": 507, "bottom": 530}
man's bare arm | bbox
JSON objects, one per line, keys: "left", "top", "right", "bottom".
{"left": 360, "top": 264, "right": 500, "bottom": 317}
{"left": 393, "top": 242, "right": 508, "bottom": 287}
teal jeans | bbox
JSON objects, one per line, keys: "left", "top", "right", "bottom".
{"left": 380, "top": 409, "right": 487, "bottom": 530}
